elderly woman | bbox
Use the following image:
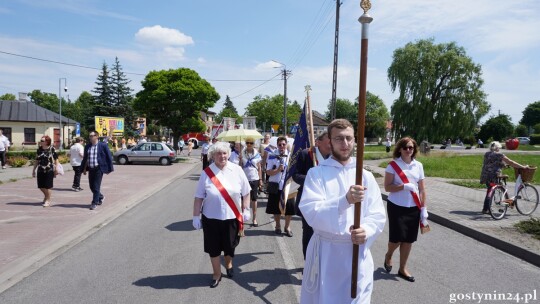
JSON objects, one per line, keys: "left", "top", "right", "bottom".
{"left": 32, "top": 135, "right": 59, "bottom": 207}
{"left": 240, "top": 136, "right": 263, "bottom": 226}
{"left": 383, "top": 137, "right": 427, "bottom": 283}
{"left": 193, "top": 142, "right": 251, "bottom": 288}
{"left": 480, "top": 141, "right": 528, "bottom": 214}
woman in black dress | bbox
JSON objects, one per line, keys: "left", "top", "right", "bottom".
{"left": 32, "top": 135, "right": 59, "bottom": 207}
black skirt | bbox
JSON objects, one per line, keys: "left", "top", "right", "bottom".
{"left": 387, "top": 200, "right": 420, "bottom": 243}
{"left": 202, "top": 215, "right": 240, "bottom": 258}
{"left": 266, "top": 190, "right": 295, "bottom": 215}
{"left": 248, "top": 180, "right": 259, "bottom": 201}
{"left": 37, "top": 169, "right": 54, "bottom": 189}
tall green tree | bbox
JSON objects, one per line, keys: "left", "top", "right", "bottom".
{"left": 478, "top": 114, "right": 514, "bottom": 142}
{"left": 245, "top": 94, "right": 286, "bottom": 133}
{"left": 134, "top": 68, "right": 220, "bottom": 143}
{"left": 93, "top": 62, "right": 113, "bottom": 117}
{"left": 0, "top": 93, "right": 16, "bottom": 100}
{"left": 215, "top": 95, "right": 241, "bottom": 124}
{"left": 28, "top": 89, "right": 67, "bottom": 112}
{"left": 364, "top": 92, "right": 390, "bottom": 139}
{"left": 111, "top": 57, "right": 136, "bottom": 136}
{"left": 519, "top": 101, "right": 540, "bottom": 133}
{"left": 325, "top": 98, "right": 358, "bottom": 132}
{"left": 388, "top": 38, "right": 490, "bottom": 143}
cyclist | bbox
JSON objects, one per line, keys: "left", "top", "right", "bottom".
{"left": 480, "top": 141, "right": 528, "bottom": 214}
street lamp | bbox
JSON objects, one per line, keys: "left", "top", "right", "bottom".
{"left": 58, "top": 78, "right": 67, "bottom": 150}
{"left": 271, "top": 60, "right": 291, "bottom": 136}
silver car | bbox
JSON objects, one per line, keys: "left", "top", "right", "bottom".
{"left": 517, "top": 137, "right": 530, "bottom": 145}
{"left": 114, "top": 142, "right": 176, "bottom": 165}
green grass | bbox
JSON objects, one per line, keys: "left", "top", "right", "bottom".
{"left": 514, "top": 218, "right": 540, "bottom": 240}
{"left": 379, "top": 153, "right": 540, "bottom": 184}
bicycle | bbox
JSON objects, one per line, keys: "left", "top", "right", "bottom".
{"left": 488, "top": 166, "right": 539, "bottom": 220}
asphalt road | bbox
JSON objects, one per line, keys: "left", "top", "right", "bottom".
{"left": 1, "top": 164, "right": 539, "bottom": 304}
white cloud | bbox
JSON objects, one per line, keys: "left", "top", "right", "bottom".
{"left": 197, "top": 57, "right": 206, "bottom": 64}
{"left": 161, "top": 46, "right": 187, "bottom": 61}
{"left": 135, "top": 25, "right": 194, "bottom": 47}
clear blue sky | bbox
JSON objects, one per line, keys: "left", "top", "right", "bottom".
{"left": 1, "top": 0, "right": 539, "bottom": 125}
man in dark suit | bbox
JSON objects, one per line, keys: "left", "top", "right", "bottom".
{"left": 82, "top": 130, "right": 114, "bottom": 210}
{"left": 292, "top": 131, "right": 331, "bottom": 259}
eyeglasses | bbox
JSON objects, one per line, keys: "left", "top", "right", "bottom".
{"left": 332, "top": 136, "right": 354, "bottom": 144}
{"left": 246, "top": 142, "right": 254, "bottom": 145}
{"left": 277, "top": 143, "right": 287, "bottom": 147}
{"left": 402, "top": 146, "right": 414, "bottom": 151}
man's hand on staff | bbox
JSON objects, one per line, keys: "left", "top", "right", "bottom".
{"left": 346, "top": 185, "right": 365, "bottom": 204}
{"left": 349, "top": 225, "right": 367, "bottom": 245}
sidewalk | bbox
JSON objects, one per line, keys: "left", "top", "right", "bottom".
{"left": 0, "top": 157, "right": 201, "bottom": 292}
{"left": 0, "top": 157, "right": 538, "bottom": 293}
{"left": 364, "top": 159, "right": 540, "bottom": 268}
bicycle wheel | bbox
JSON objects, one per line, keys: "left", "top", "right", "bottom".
{"left": 516, "top": 184, "right": 539, "bottom": 215}
{"left": 489, "top": 186, "right": 508, "bottom": 220}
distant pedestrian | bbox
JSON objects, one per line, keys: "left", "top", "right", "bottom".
{"left": 383, "top": 137, "right": 427, "bottom": 283}
{"left": 385, "top": 137, "right": 391, "bottom": 153}
{"left": 82, "top": 131, "right": 114, "bottom": 210}
{"left": 32, "top": 135, "right": 59, "bottom": 207}
{"left": 480, "top": 141, "right": 528, "bottom": 214}
{"left": 0, "top": 129, "right": 10, "bottom": 169}
{"left": 477, "top": 138, "right": 484, "bottom": 148}
{"left": 121, "top": 137, "right": 127, "bottom": 150}
{"left": 68, "top": 137, "right": 85, "bottom": 192}
{"left": 201, "top": 136, "right": 212, "bottom": 169}
{"left": 187, "top": 140, "right": 194, "bottom": 156}
{"left": 192, "top": 142, "right": 251, "bottom": 288}
{"left": 177, "top": 138, "right": 185, "bottom": 155}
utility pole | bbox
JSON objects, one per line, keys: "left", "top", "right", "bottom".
{"left": 281, "top": 67, "right": 291, "bottom": 136}
{"left": 331, "top": 0, "right": 341, "bottom": 120}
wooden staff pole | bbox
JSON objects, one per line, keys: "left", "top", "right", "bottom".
{"left": 351, "top": 0, "right": 373, "bottom": 299}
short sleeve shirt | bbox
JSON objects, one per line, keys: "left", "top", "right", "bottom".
{"left": 195, "top": 162, "right": 251, "bottom": 220}
{"left": 385, "top": 157, "right": 425, "bottom": 208}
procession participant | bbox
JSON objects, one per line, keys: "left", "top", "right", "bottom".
{"left": 32, "top": 135, "right": 59, "bottom": 207}
{"left": 200, "top": 135, "right": 212, "bottom": 170}
{"left": 383, "top": 137, "right": 427, "bottom": 283}
{"left": 240, "top": 136, "right": 262, "bottom": 226}
{"left": 259, "top": 133, "right": 271, "bottom": 191}
{"left": 82, "top": 130, "right": 114, "bottom": 210}
{"left": 192, "top": 142, "right": 251, "bottom": 288}
{"left": 299, "top": 119, "right": 386, "bottom": 303}
{"left": 265, "top": 136, "right": 294, "bottom": 237}
{"left": 292, "top": 131, "right": 331, "bottom": 259}
{"left": 228, "top": 142, "right": 243, "bottom": 165}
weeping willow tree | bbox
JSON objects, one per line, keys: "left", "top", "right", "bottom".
{"left": 388, "top": 38, "right": 490, "bottom": 143}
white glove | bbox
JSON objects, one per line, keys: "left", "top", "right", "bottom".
{"left": 403, "top": 183, "right": 418, "bottom": 192}
{"left": 242, "top": 209, "right": 251, "bottom": 222}
{"left": 420, "top": 207, "right": 428, "bottom": 220}
{"left": 192, "top": 216, "right": 202, "bottom": 230}
{"left": 421, "top": 218, "right": 429, "bottom": 227}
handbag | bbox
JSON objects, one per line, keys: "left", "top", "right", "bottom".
{"left": 56, "top": 163, "right": 64, "bottom": 176}
{"left": 266, "top": 182, "right": 280, "bottom": 194}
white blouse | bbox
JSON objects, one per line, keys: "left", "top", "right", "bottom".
{"left": 385, "top": 157, "right": 425, "bottom": 208}
{"left": 195, "top": 162, "right": 251, "bottom": 220}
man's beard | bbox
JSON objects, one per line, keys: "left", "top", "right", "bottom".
{"left": 330, "top": 143, "right": 353, "bottom": 162}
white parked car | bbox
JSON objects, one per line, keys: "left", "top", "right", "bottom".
{"left": 517, "top": 137, "right": 530, "bottom": 145}
{"left": 114, "top": 142, "right": 175, "bottom": 165}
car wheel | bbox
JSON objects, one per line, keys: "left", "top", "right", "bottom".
{"left": 118, "top": 155, "right": 128, "bottom": 165}
{"left": 160, "top": 157, "right": 171, "bottom": 166}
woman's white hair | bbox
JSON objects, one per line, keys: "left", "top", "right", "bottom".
{"left": 489, "top": 141, "right": 502, "bottom": 151}
{"left": 208, "top": 141, "right": 231, "bottom": 160}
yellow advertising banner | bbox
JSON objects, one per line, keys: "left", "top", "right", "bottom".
{"left": 95, "top": 116, "right": 125, "bottom": 137}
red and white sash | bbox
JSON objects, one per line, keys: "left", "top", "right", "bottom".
{"left": 389, "top": 161, "right": 427, "bottom": 229}
{"left": 204, "top": 167, "right": 243, "bottom": 231}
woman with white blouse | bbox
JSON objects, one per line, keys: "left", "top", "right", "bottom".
{"left": 193, "top": 142, "right": 251, "bottom": 288}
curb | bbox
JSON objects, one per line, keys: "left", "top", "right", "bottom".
{"left": 380, "top": 193, "right": 540, "bottom": 268}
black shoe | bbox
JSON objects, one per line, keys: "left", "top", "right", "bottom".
{"left": 226, "top": 267, "right": 234, "bottom": 278}
{"left": 398, "top": 270, "right": 415, "bottom": 282}
{"left": 210, "top": 277, "right": 221, "bottom": 288}
{"left": 98, "top": 197, "right": 104, "bottom": 205}
{"left": 384, "top": 258, "right": 392, "bottom": 273}
{"left": 275, "top": 228, "right": 282, "bottom": 234}
{"left": 481, "top": 209, "right": 490, "bottom": 214}
{"left": 90, "top": 204, "right": 97, "bottom": 210}
{"left": 284, "top": 229, "right": 293, "bottom": 237}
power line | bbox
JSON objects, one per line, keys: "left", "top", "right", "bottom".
{"left": 229, "top": 72, "right": 283, "bottom": 99}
